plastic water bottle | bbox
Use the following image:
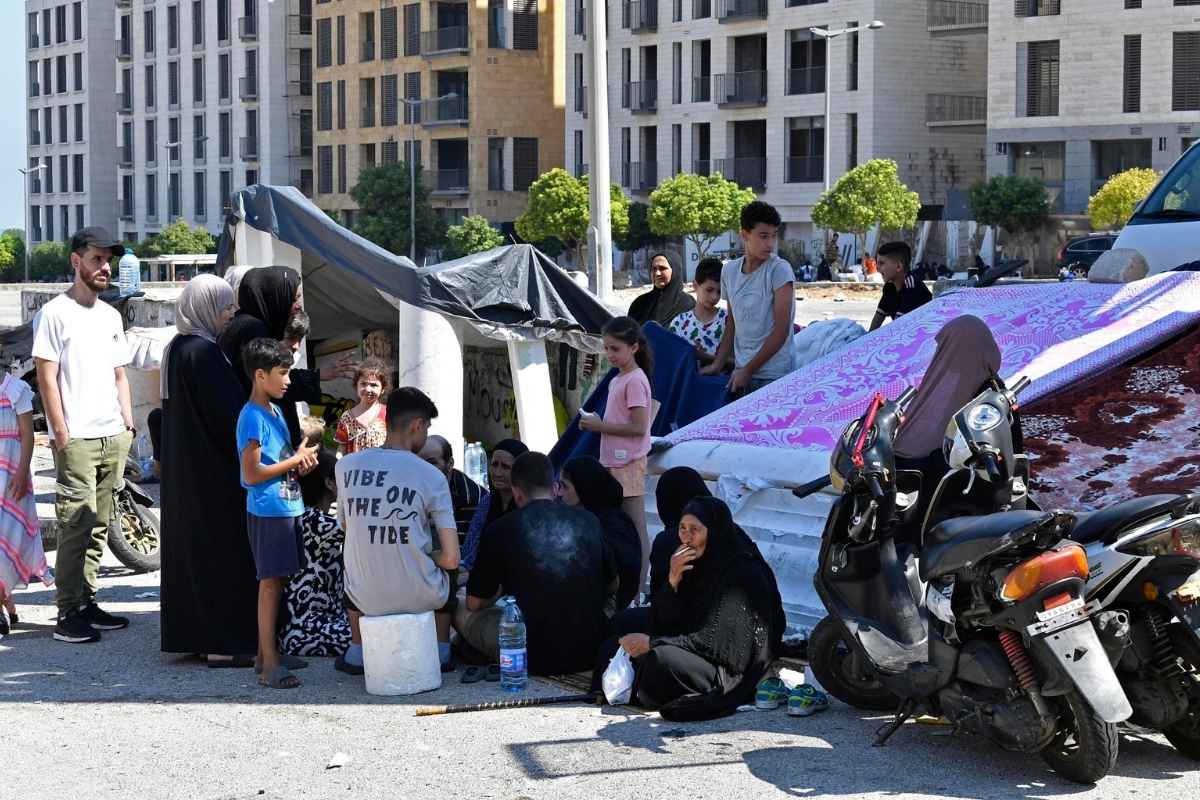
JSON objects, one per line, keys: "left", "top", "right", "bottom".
{"left": 132, "top": 431, "right": 154, "bottom": 477}
{"left": 466, "top": 442, "right": 488, "bottom": 489}
{"left": 118, "top": 252, "right": 141, "bottom": 295}
{"left": 498, "top": 597, "right": 528, "bottom": 692}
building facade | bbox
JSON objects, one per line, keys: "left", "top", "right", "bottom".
{"left": 26, "top": 0, "right": 118, "bottom": 245}
{"left": 987, "top": 0, "right": 1200, "bottom": 217}
{"left": 310, "top": 0, "right": 565, "bottom": 238}
{"left": 567, "top": 0, "right": 988, "bottom": 253}
{"left": 112, "top": 0, "right": 313, "bottom": 244}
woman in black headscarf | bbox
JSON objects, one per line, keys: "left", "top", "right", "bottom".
{"left": 559, "top": 457, "right": 642, "bottom": 611}
{"left": 460, "top": 439, "right": 529, "bottom": 572}
{"left": 628, "top": 251, "right": 695, "bottom": 328}
{"left": 648, "top": 466, "right": 712, "bottom": 595}
{"left": 601, "top": 497, "right": 784, "bottom": 721}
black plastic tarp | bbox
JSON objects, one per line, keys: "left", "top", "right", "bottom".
{"left": 216, "top": 185, "right": 613, "bottom": 350}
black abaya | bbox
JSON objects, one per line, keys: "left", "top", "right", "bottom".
{"left": 160, "top": 335, "right": 259, "bottom": 656}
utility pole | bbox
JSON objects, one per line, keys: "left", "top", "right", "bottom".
{"left": 585, "top": 0, "right": 612, "bottom": 301}
{"left": 809, "top": 21, "right": 885, "bottom": 195}
{"left": 400, "top": 92, "right": 457, "bottom": 263}
{"left": 18, "top": 164, "right": 47, "bottom": 282}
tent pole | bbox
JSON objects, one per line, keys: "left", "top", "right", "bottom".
{"left": 585, "top": 0, "right": 612, "bottom": 302}
{"left": 397, "top": 302, "right": 465, "bottom": 467}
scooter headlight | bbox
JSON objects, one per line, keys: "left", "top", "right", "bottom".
{"left": 1116, "top": 517, "right": 1200, "bottom": 558}
{"left": 966, "top": 403, "right": 1004, "bottom": 432}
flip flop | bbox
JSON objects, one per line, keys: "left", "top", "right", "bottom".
{"left": 255, "top": 654, "right": 309, "bottom": 674}
{"left": 206, "top": 655, "right": 255, "bottom": 669}
{"left": 461, "top": 665, "right": 487, "bottom": 684}
{"left": 485, "top": 664, "right": 501, "bottom": 683}
{"left": 259, "top": 665, "right": 301, "bottom": 689}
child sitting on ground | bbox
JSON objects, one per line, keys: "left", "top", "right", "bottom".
{"left": 335, "top": 358, "right": 390, "bottom": 455}
{"left": 668, "top": 257, "right": 728, "bottom": 365}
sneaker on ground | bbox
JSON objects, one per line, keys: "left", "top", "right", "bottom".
{"left": 54, "top": 610, "right": 101, "bottom": 644}
{"left": 755, "top": 677, "right": 788, "bottom": 710}
{"left": 334, "top": 654, "right": 365, "bottom": 676}
{"left": 80, "top": 602, "right": 129, "bottom": 630}
{"left": 788, "top": 684, "right": 830, "bottom": 717}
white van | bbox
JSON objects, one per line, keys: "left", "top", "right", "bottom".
{"left": 1112, "top": 141, "right": 1200, "bottom": 274}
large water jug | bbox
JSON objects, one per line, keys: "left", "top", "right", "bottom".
{"left": 118, "top": 253, "right": 141, "bottom": 295}
{"left": 498, "top": 597, "right": 527, "bottom": 692}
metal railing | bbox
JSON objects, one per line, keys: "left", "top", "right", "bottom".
{"left": 714, "top": 157, "right": 766, "bottom": 189}
{"left": 927, "top": 0, "right": 988, "bottom": 29}
{"left": 693, "top": 159, "right": 711, "bottom": 176}
{"left": 421, "top": 26, "right": 469, "bottom": 54}
{"left": 692, "top": 75, "right": 711, "bottom": 103}
{"left": 622, "top": 0, "right": 658, "bottom": 31}
{"left": 630, "top": 161, "right": 658, "bottom": 192}
{"left": 786, "top": 66, "right": 825, "bottom": 95}
{"left": 428, "top": 169, "right": 469, "bottom": 193}
{"left": 239, "top": 136, "right": 259, "bottom": 160}
{"left": 117, "top": 37, "right": 132, "bottom": 59}
{"left": 1017, "top": 0, "right": 1060, "bottom": 17}
{"left": 238, "top": 15, "right": 258, "bottom": 41}
{"left": 717, "top": 0, "right": 767, "bottom": 22}
{"left": 714, "top": 71, "right": 767, "bottom": 106}
{"left": 624, "top": 80, "right": 657, "bottom": 113}
{"left": 926, "top": 93, "right": 986, "bottom": 124}
{"left": 421, "top": 96, "right": 469, "bottom": 125}
{"left": 239, "top": 76, "right": 258, "bottom": 101}
{"left": 785, "top": 155, "right": 822, "bottom": 183}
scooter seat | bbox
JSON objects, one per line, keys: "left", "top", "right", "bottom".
{"left": 1068, "top": 494, "right": 1188, "bottom": 546}
{"left": 920, "top": 510, "right": 1055, "bottom": 581}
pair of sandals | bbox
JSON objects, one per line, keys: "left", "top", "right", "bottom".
{"left": 461, "top": 664, "right": 501, "bottom": 684}
{"left": 204, "top": 653, "right": 309, "bottom": 689}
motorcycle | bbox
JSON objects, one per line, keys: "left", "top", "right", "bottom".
{"left": 107, "top": 459, "right": 161, "bottom": 574}
{"left": 804, "top": 384, "right": 1133, "bottom": 784}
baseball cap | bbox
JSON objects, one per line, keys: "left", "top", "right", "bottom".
{"left": 69, "top": 226, "right": 126, "bottom": 258}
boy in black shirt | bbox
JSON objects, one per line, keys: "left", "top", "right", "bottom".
{"left": 869, "top": 241, "right": 932, "bottom": 331}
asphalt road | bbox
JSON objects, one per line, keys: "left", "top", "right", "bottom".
{"left": 3, "top": 553, "right": 1198, "bottom": 800}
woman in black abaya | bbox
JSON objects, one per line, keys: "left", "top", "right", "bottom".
{"left": 160, "top": 275, "right": 259, "bottom": 664}
{"left": 628, "top": 252, "right": 694, "bottom": 328}
{"left": 558, "top": 456, "right": 642, "bottom": 611}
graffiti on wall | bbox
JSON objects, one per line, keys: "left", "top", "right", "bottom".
{"left": 463, "top": 346, "right": 519, "bottom": 444}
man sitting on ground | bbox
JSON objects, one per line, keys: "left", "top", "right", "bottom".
{"left": 869, "top": 241, "right": 932, "bottom": 331}
{"left": 335, "top": 387, "right": 460, "bottom": 675}
{"left": 419, "top": 434, "right": 484, "bottom": 548}
{"left": 456, "top": 452, "right": 616, "bottom": 676}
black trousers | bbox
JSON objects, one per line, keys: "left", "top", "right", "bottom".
{"left": 593, "top": 632, "right": 720, "bottom": 709}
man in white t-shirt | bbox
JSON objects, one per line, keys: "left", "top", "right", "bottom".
{"left": 32, "top": 227, "right": 135, "bottom": 645}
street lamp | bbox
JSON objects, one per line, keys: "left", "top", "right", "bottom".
{"left": 809, "top": 21, "right": 884, "bottom": 194}
{"left": 398, "top": 92, "right": 459, "bottom": 263}
{"left": 18, "top": 163, "right": 47, "bottom": 282}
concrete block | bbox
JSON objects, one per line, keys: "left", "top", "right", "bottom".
{"left": 1088, "top": 248, "right": 1149, "bottom": 284}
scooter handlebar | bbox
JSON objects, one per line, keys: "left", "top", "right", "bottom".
{"left": 1010, "top": 376, "right": 1031, "bottom": 396}
{"left": 896, "top": 386, "right": 917, "bottom": 410}
{"left": 980, "top": 452, "right": 1003, "bottom": 482}
{"left": 792, "top": 476, "right": 833, "bottom": 499}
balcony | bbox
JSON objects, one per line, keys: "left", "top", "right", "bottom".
{"left": 239, "top": 136, "right": 259, "bottom": 160}
{"left": 117, "top": 145, "right": 133, "bottom": 168}
{"left": 421, "top": 27, "right": 469, "bottom": 55}
{"left": 116, "top": 0, "right": 132, "bottom": 7}
{"left": 623, "top": 80, "right": 657, "bottom": 114}
{"left": 117, "top": 36, "right": 132, "bottom": 60}
{"left": 239, "top": 76, "right": 258, "bottom": 101}
{"left": 117, "top": 91, "right": 132, "bottom": 114}
{"left": 926, "top": 93, "right": 986, "bottom": 126}
{"left": 622, "top": 1, "right": 657, "bottom": 32}
{"left": 715, "top": 157, "right": 766, "bottom": 190}
{"left": 630, "top": 161, "right": 658, "bottom": 193}
{"left": 714, "top": 71, "right": 767, "bottom": 107}
{"left": 785, "top": 155, "right": 822, "bottom": 183}
{"left": 1017, "top": 0, "right": 1059, "bottom": 17}
{"left": 428, "top": 169, "right": 469, "bottom": 195}
{"left": 692, "top": 75, "right": 711, "bottom": 103}
{"left": 238, "top": 15, "right": 258, "bottom": 41}
{"left": 574, "top": 85, "right": 587, "bottom": 115}
{"left": 786, "top": 65, "right": 825, "bottom": 96}
{"left": 927, "top": 0, "right": 988, "bottom": 32}
{"left": 717, "top": 0, "right": 767, "bottom": 23}
{"left": 421, "top": 96, "right": 469, "bottom": 127}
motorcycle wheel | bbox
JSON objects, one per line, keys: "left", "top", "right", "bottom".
{"left": 106, "top": 489, "right": 161, "bottom": 574}
{"left": 808, "top": 616, "right": 900, "bottom": 711}
{"left": 1039, "top": 689, "right": 1119, "bottom": 784}
{"left": 1164, "top": 706, "right": 1200, "bottom": 761}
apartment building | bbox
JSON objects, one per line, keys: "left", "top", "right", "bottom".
{"left": 114, "top": 0, "right": 313, "bottom": 244}
{"left": 567, "top": 0, "right": 988, "bottom": 248}
{"left": 987, "top": 0, "right": 1200, "bottom": 216}
{"left": 25, "top": 1, "right": 118, "bottom": 245}
{"left": 311, "top": 0, "right": 564, "bottom": 235}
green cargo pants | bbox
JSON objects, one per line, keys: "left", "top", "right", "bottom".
{"left": 52, "top": 430, "right": 133, "bottom": 612}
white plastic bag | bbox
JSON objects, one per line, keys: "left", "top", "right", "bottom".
{"left": 602, "top": 647, "right": 635, "bottom": 705}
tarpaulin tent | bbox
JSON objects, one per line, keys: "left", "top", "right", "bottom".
{"left": 216, "top": 184, "right": 614, "bottom": 351}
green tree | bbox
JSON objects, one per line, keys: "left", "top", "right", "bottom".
{"left": 515, "top": 168, "right": 629, "bottom": 268}
{"left": 615, "top": 201, "right": 668, "bottom": 252}
{"left": 968, "top": 175, "right": 1051, "bottom": 247}
{"left": 811, "top": 159, "right": 921, "bottom": 257}
{"left": 444, "top": 215, "right": 505, "bottom": 259}
{"left": 134, "top": 219, "right": 216, "bottom": 258}
{"left": 1087, "top": 167, "right": 1160, "bottom": 230}
{"left": 2, "top": 229, "right": 26, "bottom": 283}
{"left": 350, "top": 162, "right": 447, "bottom": 259}
{"left": 647, "top": 173, "right": 755, "bottom": 257}
{"left": 29, "top": 241, "right": 69, "bottom": 282}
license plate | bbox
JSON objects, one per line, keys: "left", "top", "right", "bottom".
{"left": 1036, "top": 597, "right": 1084, "bottom": 622}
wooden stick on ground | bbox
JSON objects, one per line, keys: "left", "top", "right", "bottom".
{"left": 414, "top": 693, "right": 597, "bottom": 717}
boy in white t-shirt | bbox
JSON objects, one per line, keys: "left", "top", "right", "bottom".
{"left": 32, "top": 227, "right": 135, "bottom": 645}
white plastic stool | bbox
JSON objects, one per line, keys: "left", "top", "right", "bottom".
{"left": 360, "top": 610, "right": 443, "bottom": 696}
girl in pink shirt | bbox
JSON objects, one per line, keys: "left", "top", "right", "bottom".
{"left": 579, "top": 316, "right": 654, "bottom": 589}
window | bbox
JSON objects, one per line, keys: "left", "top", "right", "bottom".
{"left": 220, "top": 170, "right": 232, "bottom": 213}
{"left": 168, "top": 4, "right": 179, "bottom": 51}
{"left": 244, "top": 49, "right": 258, "bottom": 99}
{"left": 56, "top": 55, "right": 67, "bottom": 94}
{"left": 513, "top": 137, "right": 538, "bottom": 191}
{"left": 337, "top": 144, "right": 347, "bottom": 193}
{"left": 382, "top": 7, "right": 398, "bottom": 59}
{"left": 73, "top": 52, "right": 83, "bottom": 91}
{"left": 672, "top": 43, "right": 682, "bottom": 104}
{"left": 121, "top": 121, "right": 134, "bottom": 163}
{"left": 575, "top": 0, "right": 586, "bottom": 35}
{"left": 1015, "top": 0, "right": 1061, "bottom": 15}
{"left": 693, "top": 0, "right": 711, "bottom": 19}
{"left": 28, "top": 61, "right": 37, "bottom": 97}
{"left": 786, "top": 116, "right": 824, "bottom": 183}
{"left": 146, "top": 118, "right": 157, "bottom": 165}
{"left": 1025, "top": 40, "right": 1060, "bottom": 116}
{"left": 219, "top": 111, "right": 231, "bottom": 159}
{"left": 146, "top": 173, "right": 158, "bottom": 219}
{"left": 1174, "top": 32, "right": 1200, "bottom": 111}
{"left": 193, "top": 57, "right": 205, "bottom": 104}
{"left": 1124, "top": 35, "right": 1141, "bottom": 114}
{"left": 360, "top": 12, "right": 376, "bottom": 61}
{"left": 58, "top": 106, "right": 68, "bottom": 143}
{"left": 121, "top": 67, "right": 133, "bottom": 110}
{"left": 219, "top": 53, "right": 231, "bottom": 101}
{"left": 403, "top": 5, "right": 419, "bottom": 57}
{"left": 847, "top": 21, "right": 859, "bottom": 91}
{"left": 488, "top": 137, "right": 505, "bottom": 190}
{"left": 217, "top": 0, "right": 230, "bottom": 42}
{"left": 59, "top": 155, "right": 68, "bottom": 192}
{"left": 169, "top": 60, "right": 180, "bottom": 108}
{"left": 671, "top": 124, "right": 681, "bottom": 175}
{"left": 1125, "top": 0, "right": 1141, "bottom": 7}
{"left": 360, "top": 77, "right": 376, "bottom": 127}
{"left": 299, "top": 49, "right": 313, "bottom": 95}
{"left": 337, "top": 79, "right": 346, "bottom": 129}
{"left": 787, "top": 29, "right": 827, "bottom": 95}
{"left": 29, "top": 206, "right": 40, "bottom": 242}
{"left": 55, "top": 4, "right": 66, "bottom": 43}
{"left": 403, "top": 140, "right": 421, "bottom": 168}
{"left": 73, "top": 103, "right": 83, "bottom": 142}
{"left": 317, "top": 82, "right": 333, "bottom": 130}
{"left": 28, "top": 13, "right": 38, "bottom": 49}
{"left": 382, "top": 74, "right": 398, "bottom": 126}
{"left": 145, "top": 9, "right": 156, "bottom": 55}
{"left": 1013, "top": 142, "right": 1065, "bottom": 209}
{"left": 193, "top": 0, "right": 205, "bottom": 46}
{"left": 404, "top": 72, "right": 421, "bottom": 123}
{"left": 317, "top": 17, "right": 332, "bottom": 67}
{"left": 43, "top": 107, "right": 52, "bottom": 144}
{"left": 245, "top": 109, "right": 258, "bottom": 157}
{"left": 194, "top": 171, "right": 207, "bottom": 219}
{"left": 489, "top": 0, "right": 505, "bottom": 48}
{"left": 317, "top": 145, "right": 333, "bottom": 193}
{"left": 43, "top": 58, "right": 51, "bottom": 96}
{"left": 169, "top": 175, "right": 181, "bottom": 220}
{"left": 60, "top": 207, "right": 69, "bottom": 240}
{"left": 76, "top": 205, "right": 84, "bottom": 231}
{"left": 1093, "top": 139, "right": 1152, "bottom": 184}
{"left": 336, "top": 15, "right": 346, "bottom": 65}
{"left": 513, "top": 0, "right": 538, "bottom": 50}
{"left": 72, "top": 2, "right": 82, "bottom": 39}
{"left": 674, "top": 0, "right": 683, "bottom": 22}
{"left": 246, "top": 169, "right": 257, "bottom": 187}
{"left": 146, "top": 64, "right": 157, "bottom": 109}
{"left": 573, "top": 129, "right": 584, "bottom": 175}
{"left": 42, "top": 9, "right": 50, "bottom": 49}
{"left": 847, "top": 112, "right": 858, "bottom": 170}
{"left": 44, "top": 158, "right": 52, "bottom": 197}
{"left": 194, "top": 114, "right": 206, "bottom": 160}
{"left": 45, "top": 205, "right": 54, "bottom": 243}
{"left": 73, "top": 154, "right": 83, "bottom": 193}
{"left": 574, "top": 53, "right": 584, "bottom": 112}
{"left": 29, "top": 110, "right": 39, "bottom": 145}
{"left": 169, "top": 117, "right": 181, "bottom": 163}
{"left": 361, "top": 143, "right": 376, "bottom": 169}
{"left": 383, "top": 140, "right": 399, "bottom": 165}
{"left": 620, "top": 128, "right": 631, "bottom": 186}
{"left": 692, "top": 40, "right": 711, "bottom": 102}
{"left": 299, "top": 110, "right": 313, "bottom": 156}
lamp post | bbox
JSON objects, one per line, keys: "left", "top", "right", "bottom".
{"left": 808, "top": 21, "right": 885, "bottom": 195}
{"left": 398, "top": 92, "right": 459, "bottom": 263}
{"left": 18, "top": 163, "right": 47, "bottom": 282}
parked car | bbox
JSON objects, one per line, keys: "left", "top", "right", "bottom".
{"left": 1054, "top": 234, "right": 1117, "bottom": 275}
{"left": 1113, "top": 139, "right": 1200, "bottom": 273}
